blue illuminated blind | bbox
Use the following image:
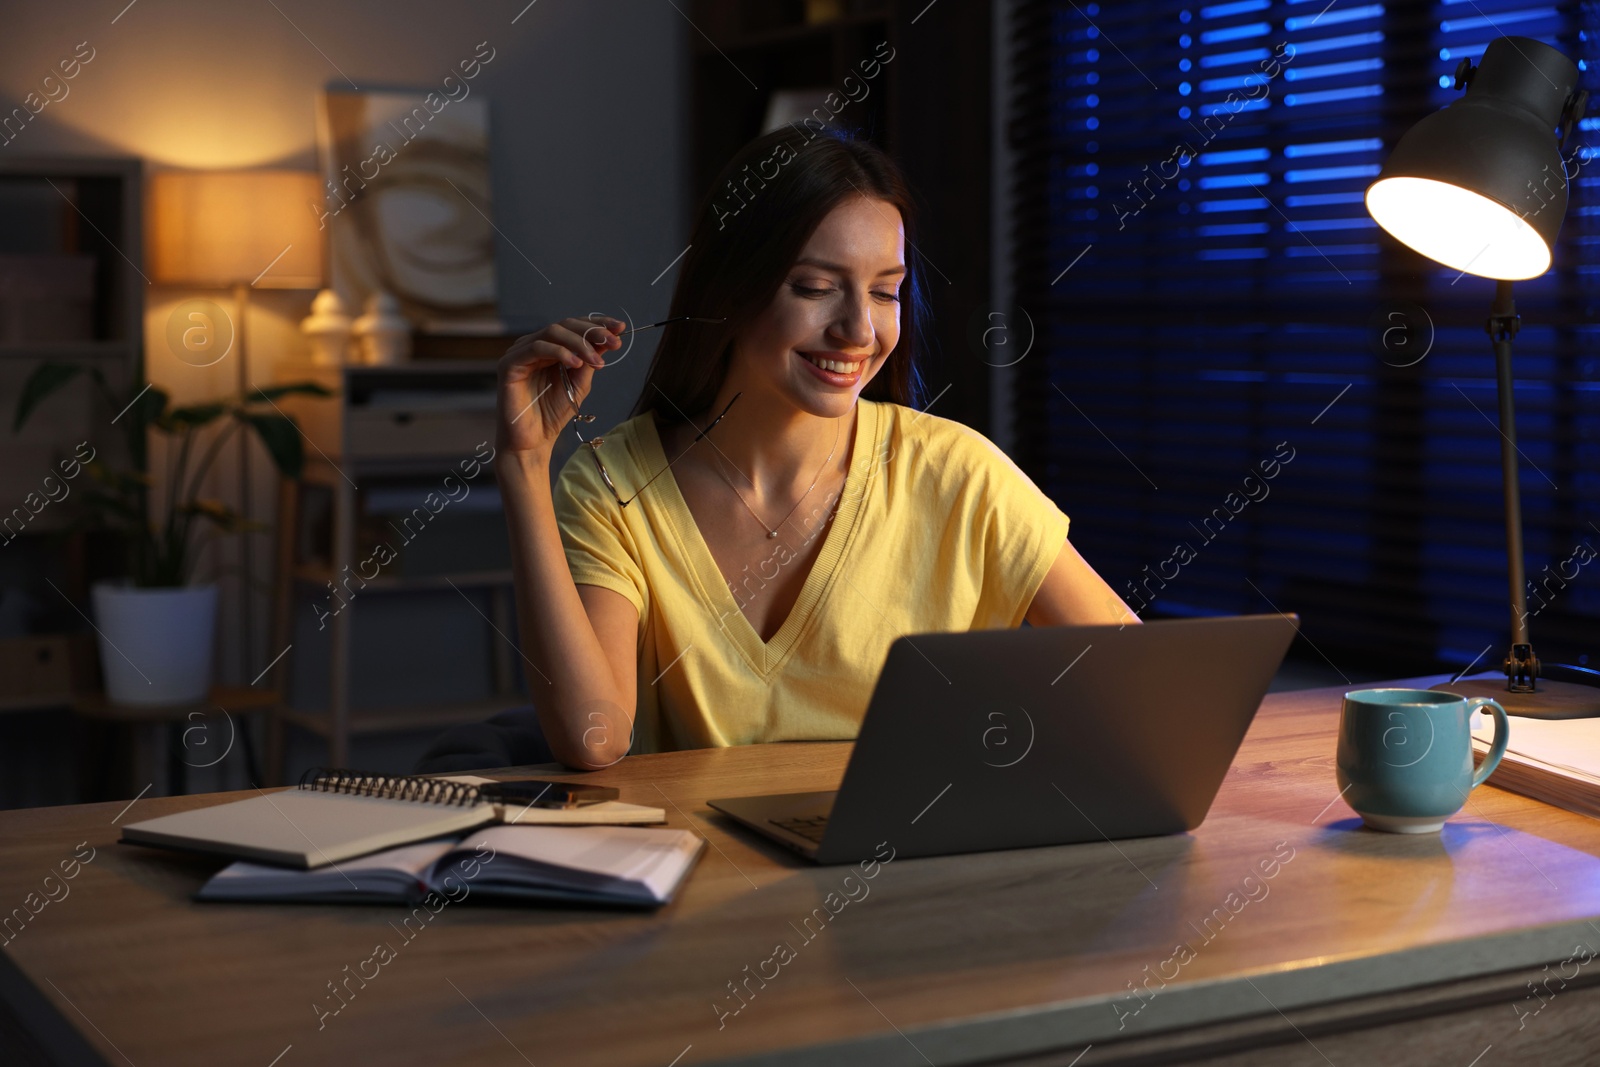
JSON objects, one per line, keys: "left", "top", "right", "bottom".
{"left": 1011, "top": 0, "right": 1600, "bottom": 669}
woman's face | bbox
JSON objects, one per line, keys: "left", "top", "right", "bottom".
{"left": 730, "top": 195, "right": 905, "bottom": 419}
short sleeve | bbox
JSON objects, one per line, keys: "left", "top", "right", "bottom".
{"left": 953, "top": 426, "right": 1072, "bottom": 628}
{"left": 552, "top": 448, "right": 649, "bottom": 622}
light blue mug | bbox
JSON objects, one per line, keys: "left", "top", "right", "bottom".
{"left": 1336, "top": 688, "right": 1510, "bottom": 833}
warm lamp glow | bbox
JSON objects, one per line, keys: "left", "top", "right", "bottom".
{"left": 149, "top": 171, "right": 324, "bottom": 288}
{"left": 1365, "top": 176, "right": 1553, "bottom": 281}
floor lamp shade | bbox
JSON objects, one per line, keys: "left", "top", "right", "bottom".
{"left": 148, "top": 170, "right": 325, "bottom": 289}
{"left": 1365, "top": 36, "right": 1579, "bottom": 280}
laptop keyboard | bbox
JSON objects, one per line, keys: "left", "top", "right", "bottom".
{"left": 770, "top": 813, "right": 829, "bottom": 844}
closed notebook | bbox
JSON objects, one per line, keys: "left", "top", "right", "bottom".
{"left": 121, "top": 771, "right": 499, "bottom": 869}
{"left": 197, "top": 824, "right": 705, "bottom": 907}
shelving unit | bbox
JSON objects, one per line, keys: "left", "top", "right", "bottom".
{"left": 0, "top": 340, "right": 134, "bottom": 361}
{"left": 267, "top": 359, "right": 522, "bottom": 775}
{"left": 0, "top": 157, "right": 143, "bottom": 728}
{"left": 0, "top": 157, "right": 143, "bottom": 539}
{"left": 688, "top": 0, "right": 892, "bottom": 211}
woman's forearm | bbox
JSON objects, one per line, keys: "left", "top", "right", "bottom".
{"left": 497, "top": 450, "right": 633, "bottom": 768}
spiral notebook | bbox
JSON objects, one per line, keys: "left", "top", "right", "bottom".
{"left": 121, "top": 771, "right": 502, "bottom": 870}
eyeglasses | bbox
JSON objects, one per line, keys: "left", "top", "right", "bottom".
{"left": 561, "top": 315, "right": 737, "bottom": 508}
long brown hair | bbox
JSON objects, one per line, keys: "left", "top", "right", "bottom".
{"left": 631, "top": 125, "right": 929, "bottom": 424}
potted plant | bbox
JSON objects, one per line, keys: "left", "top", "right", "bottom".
{"left": 12, "top": 363, "right": 329, "bottom": 705}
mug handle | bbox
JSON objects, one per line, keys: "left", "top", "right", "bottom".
{"left": 1467, "top": 697, "right": 1510, "bottom": 789}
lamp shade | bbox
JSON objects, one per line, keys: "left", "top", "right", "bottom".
{"left": 148, "top": 170, "right": 325, "bottom": 288}
{"left": 1365, "top": 36, "right": 1579, "bottom": 280}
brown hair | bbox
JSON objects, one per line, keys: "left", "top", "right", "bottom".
{"left": 631, "top": 125, "right": 929, "bottom": 424}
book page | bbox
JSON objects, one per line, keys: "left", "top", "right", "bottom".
{"left": 202, "top": 837, "right": 461, "bottom": 898}
{"left": 456, "top": 825, "right": 701, "bottom": 883}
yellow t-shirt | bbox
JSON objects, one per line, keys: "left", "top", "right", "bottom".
{"left": 552, "top": 398, "right": 1071, "bottom": 754}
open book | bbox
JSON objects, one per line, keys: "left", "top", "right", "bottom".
{"left": 197, "top": 824, "right": 705, "bottom": 907}
{"left": 1472, "top": 712, "right": 1600, "bottom": 818}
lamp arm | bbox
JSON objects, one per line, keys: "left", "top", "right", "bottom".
{"left": 1558, "top": 89, "right": 1589, "bottom": 151}
{"left": 1488, "top": 279, "right": 1540, "bottom": 692}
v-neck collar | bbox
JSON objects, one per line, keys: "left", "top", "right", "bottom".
{"left": 636, "top": 400, "right": 880, "bottom": 674}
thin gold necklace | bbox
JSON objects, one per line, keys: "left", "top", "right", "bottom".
{"left": 713, "top": 418, "right": 842, "bottom": 539}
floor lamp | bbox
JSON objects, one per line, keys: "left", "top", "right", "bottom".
{"left": 148, "top": 170, "right": 324, "bottom": 683}
{"left": 1365, "top": 36, "right": 1600, "bottom": 718}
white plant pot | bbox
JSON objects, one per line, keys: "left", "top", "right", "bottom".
{"left": 90, "top": 581, "right": 218, "bottom": 706}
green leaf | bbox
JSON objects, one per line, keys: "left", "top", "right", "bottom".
{"left": 13, "top": 362, "right": 86, "bottom": 433}
{"left": 166, "top": 402, "right": 228, "bottom": 429}
{"left": 180, "top": 499, "right": 267, "bottom": 534}
{"left": 118, "top": 386, "right": 167, "bottom": 472}
{"left": 78, "top": 489, "right": 144, "bottom": 524}
{"left": 86, "top": 462, "right": 152, "bottom": 491}
{"left": 238, "top": 412, "right": 306, "bottom": 478}
{"left": 130, "top": 385, "right": 168, "bottom": 427}
{"left": 249, "top": 381, "right": 333, "bottom": 403}
{"left": 182, "top": 498, "right": 234, "bottom": 521}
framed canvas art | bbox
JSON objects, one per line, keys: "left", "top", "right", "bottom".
{"left": 315, "top": 89, "right": 501, "bottom": 332}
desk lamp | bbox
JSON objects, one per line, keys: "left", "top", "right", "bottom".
{"left": 1365, "top": 36, "right": 1599, "bottom": 717}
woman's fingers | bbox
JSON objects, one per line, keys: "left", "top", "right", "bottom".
{"left": 496, "top": 316, "right": 618, "bottom": 454}
{"left": 501, "top": 337, "right": 585, "bottom": 382}
{"left": 501, "top": 317, "right": 623, "bottom": 373}
{"left": 552, "top": 319, "right": 620, "bottom": 366}
{"left": 575, "top": 313, "right": 626, "bottom": 337}
{"left": 539, "top": 361, "right": 597, "bottom": 438}
{"left": 563, "top": 358, "right": 596, "bottom": 405}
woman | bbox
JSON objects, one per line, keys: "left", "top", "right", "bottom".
{"left": 496, "top": 126, "right": 1136, "bottom": 770}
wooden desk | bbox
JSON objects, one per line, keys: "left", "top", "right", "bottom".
{"left": 5, "top": 678, "right": 1600, "bottom": 1067}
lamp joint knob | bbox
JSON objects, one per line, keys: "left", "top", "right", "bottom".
{"left": 1453, "top": 58, "right": 1476, "bottom": 92}
{"left": 1505, "top": 643, "right": 1541, "bottom": 693}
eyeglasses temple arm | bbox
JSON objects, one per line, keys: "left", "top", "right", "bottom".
{"left": 618, "top": 393, "right": 741, "bottom": 507}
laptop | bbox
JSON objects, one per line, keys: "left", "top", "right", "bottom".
{"left": 708, "top": 613, "right": 1299, "bottom": 864}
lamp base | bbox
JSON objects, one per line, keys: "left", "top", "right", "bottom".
{"left": 1432, "top": 669, "right": 1600, "bottom": 718}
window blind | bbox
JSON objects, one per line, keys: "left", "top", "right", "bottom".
{"left": 1009, "top": 0, "right": 1600, "bottom": 672}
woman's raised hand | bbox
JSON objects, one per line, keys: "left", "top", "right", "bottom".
{"left": 496, "top": 315, "right": 626, "bottom": 457}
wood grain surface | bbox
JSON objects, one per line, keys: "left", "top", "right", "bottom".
{"left": 4, "top": 677, "right": 1600, "bottom": 1067}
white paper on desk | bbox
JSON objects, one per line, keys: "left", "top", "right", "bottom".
{"left": 1471, "top": 715, "right": 1600, "bottom": 786}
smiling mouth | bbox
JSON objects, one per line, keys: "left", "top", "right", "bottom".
{"left": 800, "top": 352, "right": 868, "bottom": 374}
